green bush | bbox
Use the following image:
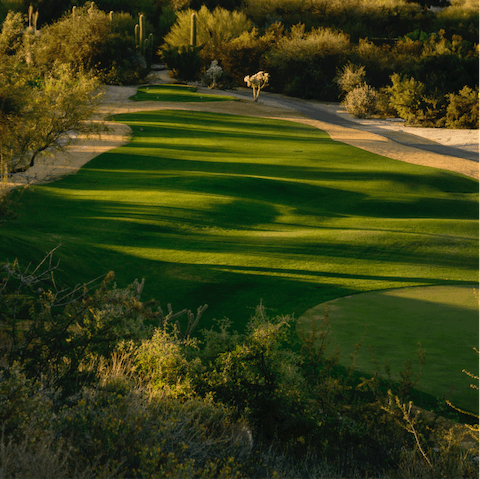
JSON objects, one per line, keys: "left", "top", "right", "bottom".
{"left": 243, "top": 0, "right": 425, "bottom": 41}
{"left": 264, "top": 24, "right": 351, "bottom": 100}
{"left": 32, "top": 5, "right": 148, "bottom": 84}
{"left": 0, "top": 11, "right": 24, "bottom": 56}
{"left": 212, "top": 24, "right": 281, "bottom": 85}
{"left": 445, "top": 85, "right": 479, "bottom": 129}
{"left": 161, "top": 44, "right": 203, "bottom": 81}
{"left": 387, "top": 73, "right": 441, "bottom": 126}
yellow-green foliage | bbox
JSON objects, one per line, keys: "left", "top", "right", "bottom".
{"left": 163, "top": 6, "right": 253, "bottom": 55}
{"left": 438, "top": 0, "right": 479, "bottom": 19}
{"left": 269, "top": 23, "right": 350, "bottom": 61}
{"left": 212, "top": 25, "right": 281, "bottom": 83}
{"left": 243, "top": 0, "right": 421, "bottom": 40}
{"left": 446, "top": 86, "right": 479, "bottom": 129}
{"left": 0, "top": 11, "right": 24, "bottom": 56}
{"left": 265, "top": 24, "right": 351, "bottom": 98}
{"left": 135, "top": 327, "right": 202, "bottom": 398}
{"left": 1, "top": 256, "right": 478, "bottom": 477}
{"left": 34, "top": 4, "right": 112, "bottom": 71}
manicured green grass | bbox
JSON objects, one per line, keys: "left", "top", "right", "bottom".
{"left": 298, "top": 284, "right": 479, "bottom": 413}
{"left": 129, "top": 84, "right": 238, "bottom": 102}
{"left": 1, "top": 109, "right": 478, "bottom": 409}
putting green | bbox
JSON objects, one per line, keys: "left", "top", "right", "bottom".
{"left": 129, "top": 84, "right": 239, "bottom": 102}
{"left": 298, "top": 284, "right": 479, "bottom": 414}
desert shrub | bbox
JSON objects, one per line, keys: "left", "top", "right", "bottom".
{"left": 264, "top": 24, "right": 352, "bottom": 100}
{"left": 352, "top": 39, "right": 399, "bottom": 89}
{"left": 32, "top": 4, "right": 149, "bottom": 84}
{"left": 56, "top": 387, "right": 246, "bottom": 478}
{"left": 386, "top": 73, "right": 443, "bottom": 126}
{"left": 163, "top": 6, "right": 253, "bottom": 62}
{"left": 198, "top": 304, "right": 310, "bottom": 444}
{"left": 242, "top": 0, "right": 424, "bottom": 40}
{"left": 212, "top": 24, "right": 281, "bottom": 85}
{"left": 0, "top": 58, "right": 103, "bottom": 176}
{"left": 409, "top": 53, "right": 478, "bottom": 100}
{"left": 0, "top": 363, "right": 54, "bottom": 441}
{"left": 342, "top": 83, "right": 379, "bottom": 118}
{"left": 445, "top": 85, "right": 479, "bottom": 129}
{"left": 1, "top": 253, "right": 163, "bottom": 399}
{"left": 135, "top": 326, "right": 203, "bottom": 398}
{"left": 0, "top": 11, "right": 24, "bottom": 55}
{"left": 434, "top": 0, "right": 479, "bottom": 44}
{"left": 335, "top": 62, "right": 366, "bottom": 96}
{"left": 161, "top": 44, "right": 203, "bottom": 80}
{"left": 242, "top": 0, "right": 311, "bottom": 29}
{"left": 157, "top": 5, "right": 178, "bottom": 41}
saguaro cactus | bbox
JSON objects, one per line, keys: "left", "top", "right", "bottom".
{"left": 135, "top": 15, "right": 153, "bottom": 68}
{"left": 28, "top": 5, "right": 39, "bottom": 32}
{"left": 190, "top": 12, "right": 197, "bottom": 47}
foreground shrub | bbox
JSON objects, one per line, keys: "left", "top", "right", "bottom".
{"left": 1, "top": 252, "right": 478, "bottom": 478}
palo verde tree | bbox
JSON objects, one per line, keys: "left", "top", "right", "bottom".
{"left": 0, "top": 56, "right": 103, "bottom": 177}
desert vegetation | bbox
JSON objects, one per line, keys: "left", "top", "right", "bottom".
{"left": 0, "top": 1, "right": 478, "bottom": 477}
{"left": 158, "top": 0, "right": 478, "bottom": 127}
{"left": 0, "top": 253, "right": 478, "bottom": 478}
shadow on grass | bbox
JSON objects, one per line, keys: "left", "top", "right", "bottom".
{"left": 1, "top": 110, "right": 477, "bottom": 331}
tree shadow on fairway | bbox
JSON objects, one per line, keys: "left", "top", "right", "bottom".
{"left": 0, "top": 109, "right": 477, "bottom": 378}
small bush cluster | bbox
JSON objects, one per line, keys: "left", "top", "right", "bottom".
{"left": 0, "top": 252, "right": 478, "bottom": 478}
{"left": 335, "top": 44, "right": 478, "bottom": 127}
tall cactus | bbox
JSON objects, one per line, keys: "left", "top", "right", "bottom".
{"left": 135, "top": 14, "right": 151, "bottom": 68}
{"left": 190, "top": 12, "right": 197, "bottom": 47}
{"left": 139, "top": 14, "right": 145, "bottom": 53}
{"left": 25, "top": 5, "right": 39, "bottom": 65}
{"left": 27, "top": 5, "right": 39, "bottom": 32}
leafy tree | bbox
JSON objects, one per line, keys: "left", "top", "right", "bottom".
{"left": 0, "top": 56, "right": 103, "bottom": 177}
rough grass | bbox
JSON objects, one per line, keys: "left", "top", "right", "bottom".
{"left": 1, "top": 109, "right": 477, "bottom": 409}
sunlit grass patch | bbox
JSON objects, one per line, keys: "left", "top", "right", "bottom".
{"left": 298, "top": 285, "right": 479, "bottom": 414}
{"left": 129, "top": 84, "right": 239, "bottom": 102}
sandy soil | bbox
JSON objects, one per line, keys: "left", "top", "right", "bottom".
{"left": 7, "top": 73, "right": 479, "bottom": 187}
